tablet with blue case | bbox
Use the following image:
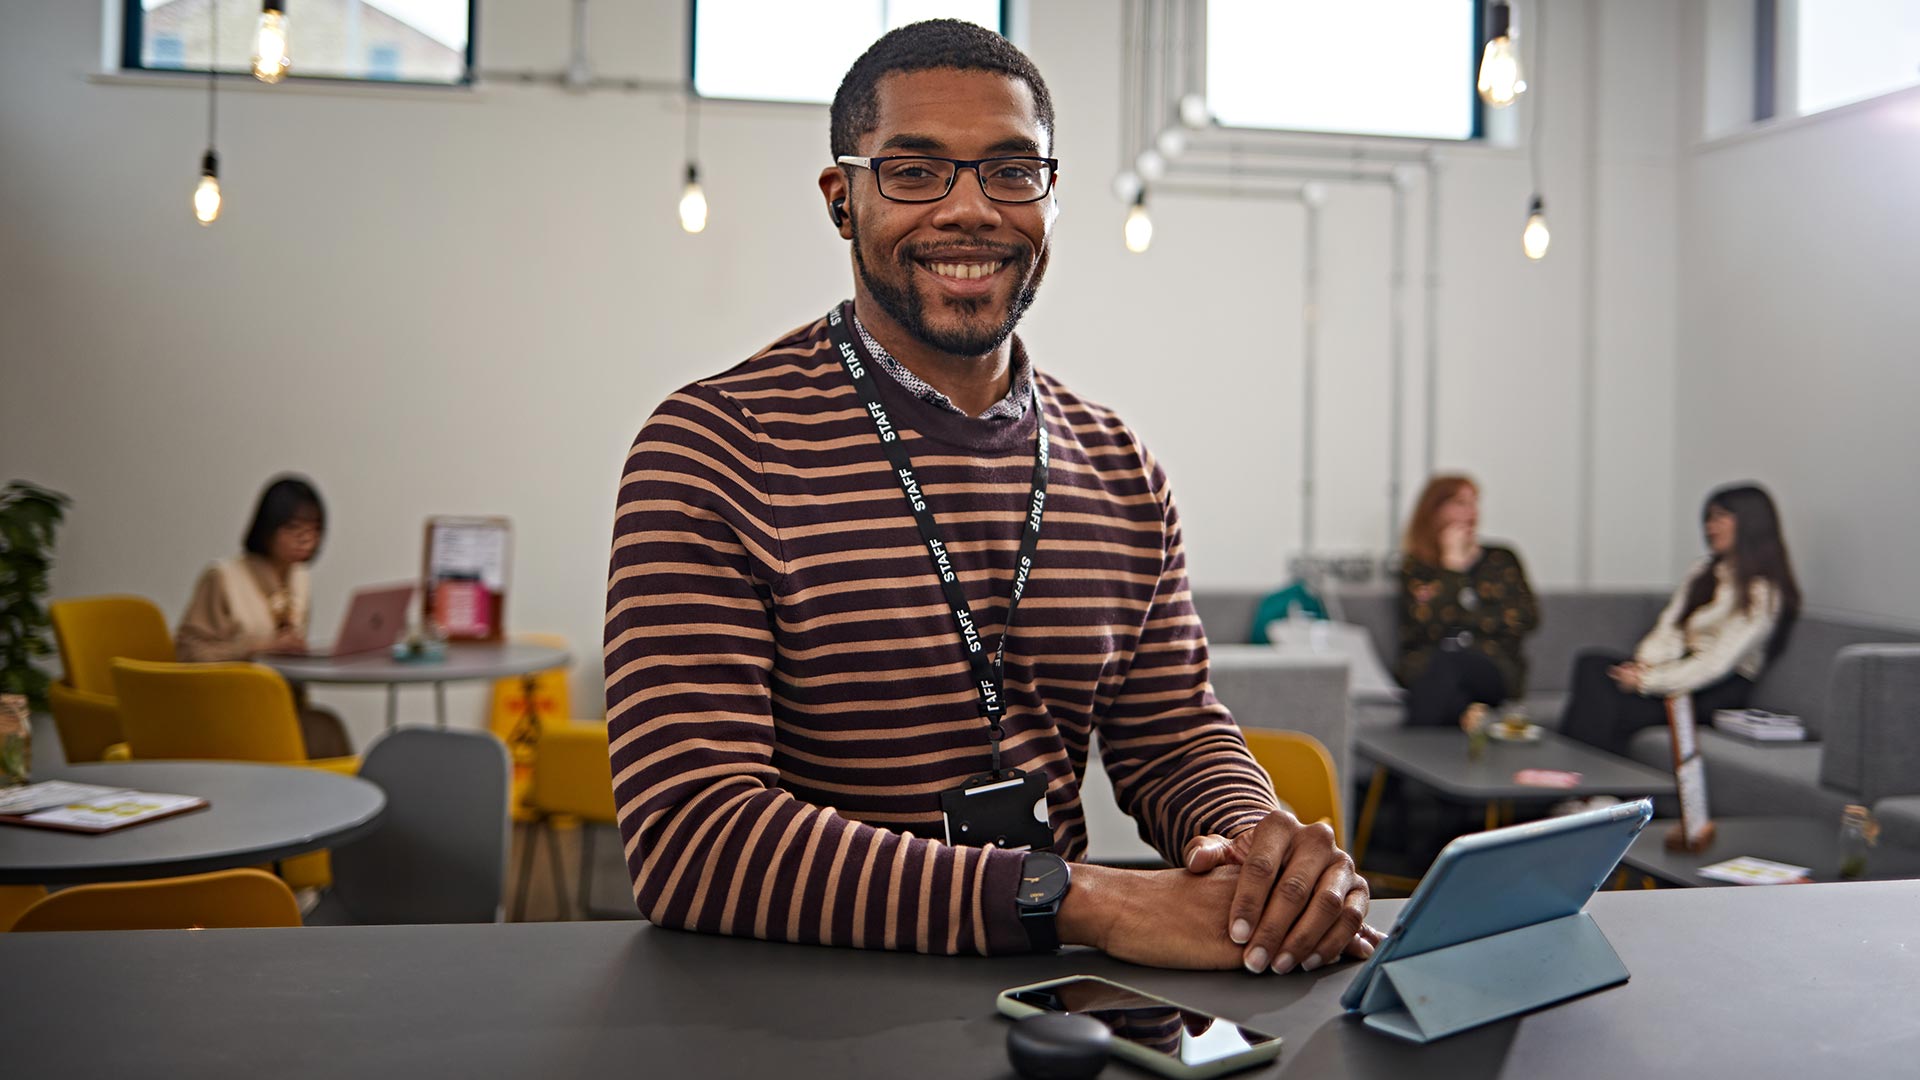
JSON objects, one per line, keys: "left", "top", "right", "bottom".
{"left": 1341, "top": 799, "right": 1654, "bottom": 1016}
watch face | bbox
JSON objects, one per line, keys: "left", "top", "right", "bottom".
{"left": 1020, "top": 853, "right": 1070, "bottom": 907}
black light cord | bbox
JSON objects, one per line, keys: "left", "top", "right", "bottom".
{"left": 684, "top": 89, "right": 699, "bottom": 170}
{"left": 207, "top": 0, "right": 219, "bottom": 151}
{"left": 1528, "top": 0, "right": 1545, "bottom": 197}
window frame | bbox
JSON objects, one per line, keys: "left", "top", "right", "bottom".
{"left": 120, "top": 0, "right": 479, "bottom": 89}
{"left": 1203, "top": 0, "right": 1487, "bottom": 144}
{"left": 1754, "top": 0, "right": 1920, "bottom": 124}
{"left": 686, "top": 0, "right": 1012, "bottom": 104}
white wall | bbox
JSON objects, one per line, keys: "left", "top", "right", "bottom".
{"left": 0, "top": 0, "right": 1683, "bottom": 746}
{"left": 1676, "top": 56, "right": 1920, "bottom": 628}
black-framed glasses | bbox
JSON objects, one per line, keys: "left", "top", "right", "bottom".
{"left": 836, "top": 155, "right": 1059, "bottom": 204}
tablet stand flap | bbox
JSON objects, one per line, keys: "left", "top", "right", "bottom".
{"left": 1356, "top": 913, "right": 1629, "bottom": 1044}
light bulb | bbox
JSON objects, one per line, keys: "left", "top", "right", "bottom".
{"left": 1179, "top": 93, "right": 1210, "bottom": 129}
{"left": 252, "top": 4, "right": 291, "bottom": 84}
{"left": 678, "top": 165, "right": 708, "bottom": 234}
{"left": 1522, "top": 196, "right": 1550, "bottom": 260}
{"left": 1134, "top": 149, "right": 1166, "bottom": 182}
{"left": 193, "top": 150, "right": 223, "bottom": 225}
{"left": 1476, "top": 2, "right": 1522, "bottom": 108}
{"left": 1123, "top": 193, "right": 1152, "bottom": 254}
{"left": 1155, "top": 128, "right": 1188, "bottom": 160}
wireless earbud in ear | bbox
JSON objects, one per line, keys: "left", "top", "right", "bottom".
{"left": 830, "top": 198, "right": 848, "bottom": 228}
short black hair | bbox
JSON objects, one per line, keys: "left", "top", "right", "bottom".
{"left": 829, "top": 19, "right": 1055, "bottom": 161}
{"left": 243, "top": 474, "right": 326, "bottom": 559}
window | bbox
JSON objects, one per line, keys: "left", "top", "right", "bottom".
{"left": 1793, "top": 0, "right": 1920, "bottom": 116}
{"left": 692, "top": 0, "right": 1006, "bottom": 104}
{"left": 150, "top": 34, "right": 186, "bottom": 68}
{"left": 367, "top": 44, "right": 402, "bottom": 81}
{"left": 1205, "top": 0, "right": 1481, "bottom": 140}
{"left": 123, "top": 0, "right": 473, "bottom": 86}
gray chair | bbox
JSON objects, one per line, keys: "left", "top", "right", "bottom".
{"left": 305, "top": 727, "right": 510, "bottom": 925}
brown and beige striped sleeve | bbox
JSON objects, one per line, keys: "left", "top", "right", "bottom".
{"left": 604, "top": 379, "right": 1028, "bottom": 955}
{"left": 1093, "top": 451, "right": 1280, "bottom": 862}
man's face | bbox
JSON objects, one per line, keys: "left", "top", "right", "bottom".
{"left": 839, "top": 68, "right": 1057, "bottom": 358}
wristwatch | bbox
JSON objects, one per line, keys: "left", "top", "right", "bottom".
{"left": 1016, "top": 851, "right": 1071, "bottom": 952}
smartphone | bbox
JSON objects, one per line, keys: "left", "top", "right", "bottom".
{"left": 997, "top": 975, "right": 1283, "bottom": 1079}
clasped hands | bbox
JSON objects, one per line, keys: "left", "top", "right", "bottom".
{"left": 1608, "top": 661, "right": 1646, "bottom": 692}
{"left": 1063, "top": 809, "right": 1383, "bottom": 974}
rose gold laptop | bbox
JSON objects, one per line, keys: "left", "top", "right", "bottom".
{"left": 304, "top": 583, "right": 415, "bottom": 657}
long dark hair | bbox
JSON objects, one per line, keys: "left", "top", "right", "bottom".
{"left": 243, "top": 475, "right": 326, "bottom": 561}
{"left": 1678, "top": 483, "right": 1800, "bottom": 660}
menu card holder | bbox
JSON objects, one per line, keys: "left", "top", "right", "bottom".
{"left": 423, "top": 516, "right": 511, "bottom": 642}
{"left": 1664, "top": 695, "right": 1716, "bottom": 852}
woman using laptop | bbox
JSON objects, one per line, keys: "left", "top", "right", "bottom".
{"left": 1559, "top": 483, "right": 1802, "bottom": 756}
{"left": 176, "top": 474, "right": 352, "bottom": 757}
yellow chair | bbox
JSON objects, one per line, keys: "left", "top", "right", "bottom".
{"left": 486, "top": 632, "right": 573, "bottom": 823}
{"left": 48, "top": 595, "right": 174, "bottom": 762}
{"left": 0, "top": 885, "right": 49, "bottom": 932}
{"left": 1240, "top": 729, "right": 1344, "bottom": 847}
{"left": 111, "top": 659, "right": 358, "bottom": 889}
{"left": 11, "top": 869, "right": 301, "bottom": 932}
{"left": 514, "top": 718, "right": 620, "bottom": 921}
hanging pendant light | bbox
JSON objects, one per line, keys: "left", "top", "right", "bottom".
{"left": 253, "top": 1, "right": 291, "bottom": 83}
{"left": 1522, "top": 195, "right": 1550, "bottom": 260}
{"left": 1519, "top": 3, "right": 1550, "bottom": 260}
{"left": 678, "top": 93, "right": 708, "bottom": 233}
{"left": 195, "top": 151, "right": 224, "bottom": 225}
{"left": 679, "top": 165, "right": 709, "bottom": 234}
{"left": 1123, "top": 190, "right": 1153, "bottom": 254}
{"left": 194, "top": 0, "right": 224, "bottom": 224}
{"left": 1477, "top": 1, "right": 1525, "bottom": 109}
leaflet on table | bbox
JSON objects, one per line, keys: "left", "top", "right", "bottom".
{"left": 1512, "top": 769, "right": 1583, "bottom": 789}
{"left": 0, "top": 790, "right": 208, "bottom": 832}
{"left": 0, "top": 780, "right": 128, "bottom": 815}
{"left": 1713, "top": 709, "right": 1806, "bottom": 741}
{"left": 1697, "top": 856, "right": 1813, "bottom": 886}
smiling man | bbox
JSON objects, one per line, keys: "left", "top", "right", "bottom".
{"left": 604, "top": 20, "right": 1378, "bottom": 973}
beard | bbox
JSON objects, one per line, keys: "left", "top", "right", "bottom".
{"left": 850, "top": 213, "right": 1050, "bottom": 358}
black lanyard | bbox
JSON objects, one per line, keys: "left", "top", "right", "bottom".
{"left": 825, "top": 304, "right": 1048, "bottom": 778}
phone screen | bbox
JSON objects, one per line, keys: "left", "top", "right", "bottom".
{"left": 1007, "top": 977, "right": 1280, "bottom": 1068}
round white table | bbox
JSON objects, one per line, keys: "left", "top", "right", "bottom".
{"left": 0, "top": 760, "right": 386, "bottom": 885}
{"left": 260, "top": 642, "right": 572, "bottom": 731}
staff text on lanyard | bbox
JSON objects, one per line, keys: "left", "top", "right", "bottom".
{"left": 826, "top": 305, "right": 1048, "bottom": 778}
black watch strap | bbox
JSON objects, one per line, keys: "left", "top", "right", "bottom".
{"left": 1019, "top": 904, "right": 1061, "bottom": 953}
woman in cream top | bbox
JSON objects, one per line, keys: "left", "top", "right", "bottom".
{"left": 177, "top": 554, "right": 313, "bottom": 662}
{"left": 1560, "top": 484, "right": 1802, "bottom": 755}
{"left": 176, "top": 475, "right": 351, "bottom": 757}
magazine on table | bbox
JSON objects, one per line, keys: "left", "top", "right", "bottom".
{"left": 1713, "top": 708, "right": 1807, "bottom": 742}
{"left": 0, "top": 780, "right": 207, "bottom": 834}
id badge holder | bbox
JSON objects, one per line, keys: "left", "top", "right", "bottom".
{"left": 940, "top": 768, "right": 1054, "bottom": 852}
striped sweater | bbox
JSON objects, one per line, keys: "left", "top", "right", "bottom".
{"left": 604, "top": 303, "right": 1279, "bottom": 956}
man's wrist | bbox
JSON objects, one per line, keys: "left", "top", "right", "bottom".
{"left": 1056, "top": 862, "right": 1121, "bottom": 950}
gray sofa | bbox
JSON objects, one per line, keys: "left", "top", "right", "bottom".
{"left": 1194, "top": 587, "right": 1920, "bottom": 846}
{"left": 1196, "top": 587, "right": 1669, "bottom": 731}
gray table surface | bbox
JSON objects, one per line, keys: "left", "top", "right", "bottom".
{"left": 4, "top": 882, "right": 1915, "bottom": 1078}
{"left": 0, "top": 761, "right": 385, "bottom": 885}
{"left": 1623, "top": 816, "right": 1920, "bottom": 886}
{"left": 1356, "top": 728, "right": 1677, "bottom": 801}
{"left": 259, "top": 642, "right": 570, "bottom": 685}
